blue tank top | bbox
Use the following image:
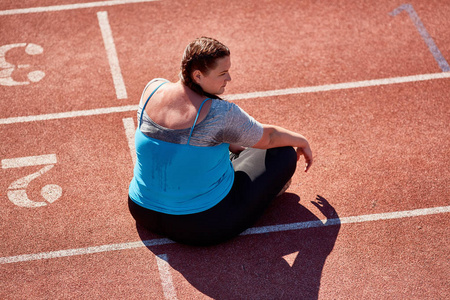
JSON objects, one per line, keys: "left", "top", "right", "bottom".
{"left": 128, "top": 82, "right": 234, "bottom": 215}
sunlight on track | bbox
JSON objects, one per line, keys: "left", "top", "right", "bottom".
{"left": 1, "top": 2, "right": 449, "bottom": 298}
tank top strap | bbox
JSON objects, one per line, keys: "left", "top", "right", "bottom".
{"left": 138, "top": 81, "right": 167, "bottom": 128}
{"left": 187, "top": 98, "right": 211, "bottom": 145}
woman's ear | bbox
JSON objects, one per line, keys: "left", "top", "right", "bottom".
{"left": 192, "top": 70, "right": 202, "bottom": 84}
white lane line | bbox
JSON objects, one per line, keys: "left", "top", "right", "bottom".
{"left": 1, "top": 205, "right": 448, "bottom": 265}
{"left": 241, "top": 205, "right": 450, "bottom": 235}
{"left": 1, "top": 154, "right": 57, "bottom": 169}
{"left": 156, "top": 254, "right": 178, "bottom": 300}
{"left": 97, "top": 11, "right": 127, "bottom": 99}
{"left": 0, "top": 105, "right": 137, "bottom": 125}
{"left": 1, "top": 72, "right": 449, "bottom": 126}
{"left": 122, "top": 117, "right": 137, "bottom": 166}
{"left": 0, "top": 0, "right": 160, "bottom": 16}
{"left": 1, "top": 238, "right": 174, "bottom": 265}
{"left": 225, "top": 71, "right": 450, "bottom": 100}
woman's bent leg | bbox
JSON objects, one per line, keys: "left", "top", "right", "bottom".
{"left": 231, "top": 146, "right": 297, "bottom": 199}
{"left": 224, "top": 146, "right": 298, "bottom": 233}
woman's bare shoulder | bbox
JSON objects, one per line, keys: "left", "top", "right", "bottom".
{"left": 141, "top": 79, "right": 171, "bottom": 101}
{"left": 147, "top": 78, "right": 170, "bottom": 91}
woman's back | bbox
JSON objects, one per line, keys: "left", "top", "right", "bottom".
{"left": 138, "top": 79, "right": 263, "bottom": 147}
{"left": 142, "top": 80, "right": 212, "bottom": 131}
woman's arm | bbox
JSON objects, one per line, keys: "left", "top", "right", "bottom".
{"left": 229, "top": 144, "right": 246, "bottom": 154}
{"left": 252, "top": 124, "right": 313, "bottom": 172}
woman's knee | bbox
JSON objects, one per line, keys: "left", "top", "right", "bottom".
{"left": 267, "top": 146, "right": 297, "bottom": 163}
{"left": 266, "top": 146, "right": 297, "bottom": 176}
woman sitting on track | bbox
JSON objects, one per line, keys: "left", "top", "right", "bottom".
{"left": 128, "top": 37, "right": 313, "bottom": 246}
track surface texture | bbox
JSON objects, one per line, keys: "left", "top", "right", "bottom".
{"left": 1, "top": 0, "right": 449, "bottom": 299}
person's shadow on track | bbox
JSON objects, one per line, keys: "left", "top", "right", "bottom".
{"left": 137, "top": 194, "right": 340, "bottom": 300}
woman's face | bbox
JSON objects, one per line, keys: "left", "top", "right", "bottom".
{"left": 196, "top": 56, "right": 232, "bottom": 95}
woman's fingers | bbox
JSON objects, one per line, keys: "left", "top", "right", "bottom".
{"left": 297, "top": 147, "right": 313, "bottom": 172}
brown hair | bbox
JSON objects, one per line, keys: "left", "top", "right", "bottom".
{"left": 179, "top": 37, "right": 230, "bottom": 99}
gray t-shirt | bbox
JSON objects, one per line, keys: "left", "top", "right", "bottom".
{"left": 138, "top": 80, "right": 263, "bottom": 147}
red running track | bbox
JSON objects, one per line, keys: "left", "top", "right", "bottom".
{"left": 1, "top": 0, "right": 449, "bottom": 299}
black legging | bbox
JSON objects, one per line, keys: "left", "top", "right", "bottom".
{"left": 128, "top": 146, "right": 297, "bottom": 246}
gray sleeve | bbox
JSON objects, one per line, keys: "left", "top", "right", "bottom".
{"left": 221, "top": 102, "right": 263, "bottom": 147}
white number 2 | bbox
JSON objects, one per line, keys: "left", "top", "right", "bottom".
{"left": 2, "top": 154, "right": 62, "bottom": 208}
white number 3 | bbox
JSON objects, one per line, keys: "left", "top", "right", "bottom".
{"left": 0, "top": 43, "right": 45, "bottom": 86}
{"left": 2, "top": 154, "right": 62, "bottom": 208}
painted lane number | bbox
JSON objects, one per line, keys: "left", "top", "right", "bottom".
{"left": 2, "top": 154, "right": 62, "bottom": 208}
{"left": 0, "top": 43, "right": 45, "bottom": 86}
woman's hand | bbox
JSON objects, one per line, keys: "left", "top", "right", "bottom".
{"left": 296, "top": 146, "right": 313, "bottom": 172}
